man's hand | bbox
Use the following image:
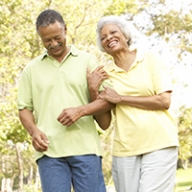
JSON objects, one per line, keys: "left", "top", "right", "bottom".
{"left": 57, "top": 107, "right": 83, "bottom": 127}
{"left": 31, "top": 128, "right": 49, "bottom": 152}
{"left": 18, "top": 109, "right": 49, "bottom": 152}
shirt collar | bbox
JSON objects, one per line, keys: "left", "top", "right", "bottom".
{"left": 106, "top": 46, "right": 145, "bottom": 72}
{"left": 40, "top": 44, "right": 79, "bottom": 60}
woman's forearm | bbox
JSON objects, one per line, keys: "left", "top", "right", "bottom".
{"left": 119, "top": 91, "right": 171, "bottom": 110}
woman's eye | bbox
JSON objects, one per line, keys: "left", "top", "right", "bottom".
{"left": 101, "top": 37, "right": 106, "bottom": 41}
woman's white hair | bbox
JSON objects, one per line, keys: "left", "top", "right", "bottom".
{"left": 96, "top": 15, "right": 137, "bottom": 52}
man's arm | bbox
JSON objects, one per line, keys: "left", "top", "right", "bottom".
{"left": 57, "top": 66, "right": 114, "bottom": 129}
{"left": 19, "top": 109, "right": 49, "bottom": 151}
{"left": 57, "top": 98, "right": 114, "bottom": 128}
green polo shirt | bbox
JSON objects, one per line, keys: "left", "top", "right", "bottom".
{"left": 18, "top": 45, "right": 109, "bottom": 160}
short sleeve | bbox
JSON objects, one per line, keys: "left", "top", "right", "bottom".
{"left": 17, "top": 66, "right": 33, "bottom": 111}
{"left": 149, "top": 51, "right": 173, "bottom": 94}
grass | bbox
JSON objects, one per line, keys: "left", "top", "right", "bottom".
{"left": 174, "top": 168, "right": 192, "bottom": 192}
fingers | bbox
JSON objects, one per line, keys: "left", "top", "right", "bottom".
{"left": 95, "top": 65, "right": 104, "bottom": 71}
{"left": 96, "top": 66, "right": 107, "bottom": 75}
{"left": 57, "top": 111, "right": 68, "bottom": 125}
{"left": 33, "top": 141, "right": 49, "bottom": 152}
{"left": 102, "top": 85, "right": 109, "bottom": 90}
{"left": 57, "top": 109, "right": 77, "bottom": 127}
{"left": 86, "top": 67, "right": 91, "bottom": 75}
{"left": 87, "top": 66, "right": 104, "bottom": 74}
{"left": 87, "top": 66, "right": 108, "bottom": 81}
{"left": 57, "top": 116, "right": 73, "bottom": 127}
{"left": 97, "top": 94, "right": 104, "bottom": 100}
{"left": 32, "top": 136, "right": 49, "bottom": 152}
{"left": 97, "top": 69, "right": 108, "bottom": 80}
{"left": 57, "top": 111, "right": 63, "bottom": 122}
{"left": 88, "top": 65, "right": 107, "bottom": 74}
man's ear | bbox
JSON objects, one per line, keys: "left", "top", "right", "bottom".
{"left": 64, "top": 25, "right": 67, "bottom": 33}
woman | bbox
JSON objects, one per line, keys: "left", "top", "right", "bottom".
{"left": 88, "top": 15, "right": 179, "bottom": 192}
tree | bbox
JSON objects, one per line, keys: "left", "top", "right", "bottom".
{"left": 0, "top": 0, "right": 192, "bottom": 190}
{"left": 0, "top": 0, "right": 49, "bottom": 190}
{"left": 177, "top": 106, "right": 192, "bottom": 169}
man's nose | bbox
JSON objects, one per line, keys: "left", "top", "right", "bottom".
{"left": 51, "top": 39, "right": 58, "bottom": 46}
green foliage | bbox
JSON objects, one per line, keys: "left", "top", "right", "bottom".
{"left": 0, "top": 0, "right": 192, "bottom": 190}
{"left": 178, "top": 107, "right": 192, "bottom": 161}
{"left": 100, "top": 127, "right": 114, "bottom": 185}
{"left": 22, "top": 185, "right": 41, "bottom": 192}
{"left": 151, "top": 10, "right": 192, "bottom": 51}
{"left": 50, "top": 0, "right": 111, "bottom": 50}
{"left": 104, "top": 0, "right": 136, "bottom": 16}
{"left": 0, "top": 88, "right": 29, "bottom": 144}
{"left": 175, "top": 168, "right": 192, "bottom": 191}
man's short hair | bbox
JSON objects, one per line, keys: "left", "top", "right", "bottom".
{"left": 36, "top": 9, "right": 65, "bottom": 31}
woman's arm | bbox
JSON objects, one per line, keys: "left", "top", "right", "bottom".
{"left": 87, "top": 66, "right": 114, "bottom": 130}
{"left": 98, "top": 86, "right": 171, "bottom": 110}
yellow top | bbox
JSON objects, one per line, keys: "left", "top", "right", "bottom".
{"left": 104, "top": 48, "right": 179, "bottom": 156}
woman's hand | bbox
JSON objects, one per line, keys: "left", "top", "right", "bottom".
{"left": 87, "top": 65, "right": 108, "bottom": 92}
{"left": 98, "top": 86, "right": 121, "bottom": 104}
{"left": 99, "top": 88, "right": 172, "bottom": 110}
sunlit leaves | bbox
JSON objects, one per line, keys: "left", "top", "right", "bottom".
{"left": 0, "top": 0, "right": 192, "bottom": 189}
{"left": 178, "top": 107, "right": 192, "bottom": 161}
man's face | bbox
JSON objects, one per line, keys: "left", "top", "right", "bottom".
{"left": 37, "top": 21, "right": 67, "bottom": 60}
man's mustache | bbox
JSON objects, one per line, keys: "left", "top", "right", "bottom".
{"left": 48, "top": 43, "right": 62, "bottom": 50}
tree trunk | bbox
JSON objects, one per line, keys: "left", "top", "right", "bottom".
{"left": 1, "top": 178, "right": 12, "bottom": 192}
{"left": 27, "top": 166, "right": 33, "bottom": 185}
{"left": 15, "top": 143, "right": 23, "bottom": 192}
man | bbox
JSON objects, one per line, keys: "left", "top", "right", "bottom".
{"left": 17, "top": 9, "right": 113, "bottom": 192}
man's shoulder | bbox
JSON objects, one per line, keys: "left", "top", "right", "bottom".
{"left": 71, "top": 45, "right": 95, "bottom": 59}
{"left": 28, "top": 52, "right": 46, "bottom": 65}
{"left": 22, "top": 53, "right": 46, "bottom": 72}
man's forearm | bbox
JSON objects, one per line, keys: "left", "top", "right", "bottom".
{"left": 80, "top": 98, "right": 114, "bottom": 116}
{"left": 57, "top": 98, "right": 115, "bottom": 127}
{"left": 19, "top": 109, "right": 37, "bottom": 136}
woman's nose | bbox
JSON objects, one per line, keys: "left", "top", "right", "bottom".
{"left": 106, "top": 34, "right": 113, "bottom": 41}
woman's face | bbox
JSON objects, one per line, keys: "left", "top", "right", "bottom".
{"left": 100, "top": 24, "right": 129, "bottom": 55}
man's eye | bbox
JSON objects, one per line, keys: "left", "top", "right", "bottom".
{"left": 44, "top": 39, "right": 50, "bottom": 43}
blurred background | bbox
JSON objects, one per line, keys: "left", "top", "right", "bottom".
{"left": 0, "top": 0, "right": 192, "bottom": 191}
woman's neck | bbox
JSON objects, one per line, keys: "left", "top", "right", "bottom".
{"left": 113, "top": 49, "right": 136, "bottom": 72}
